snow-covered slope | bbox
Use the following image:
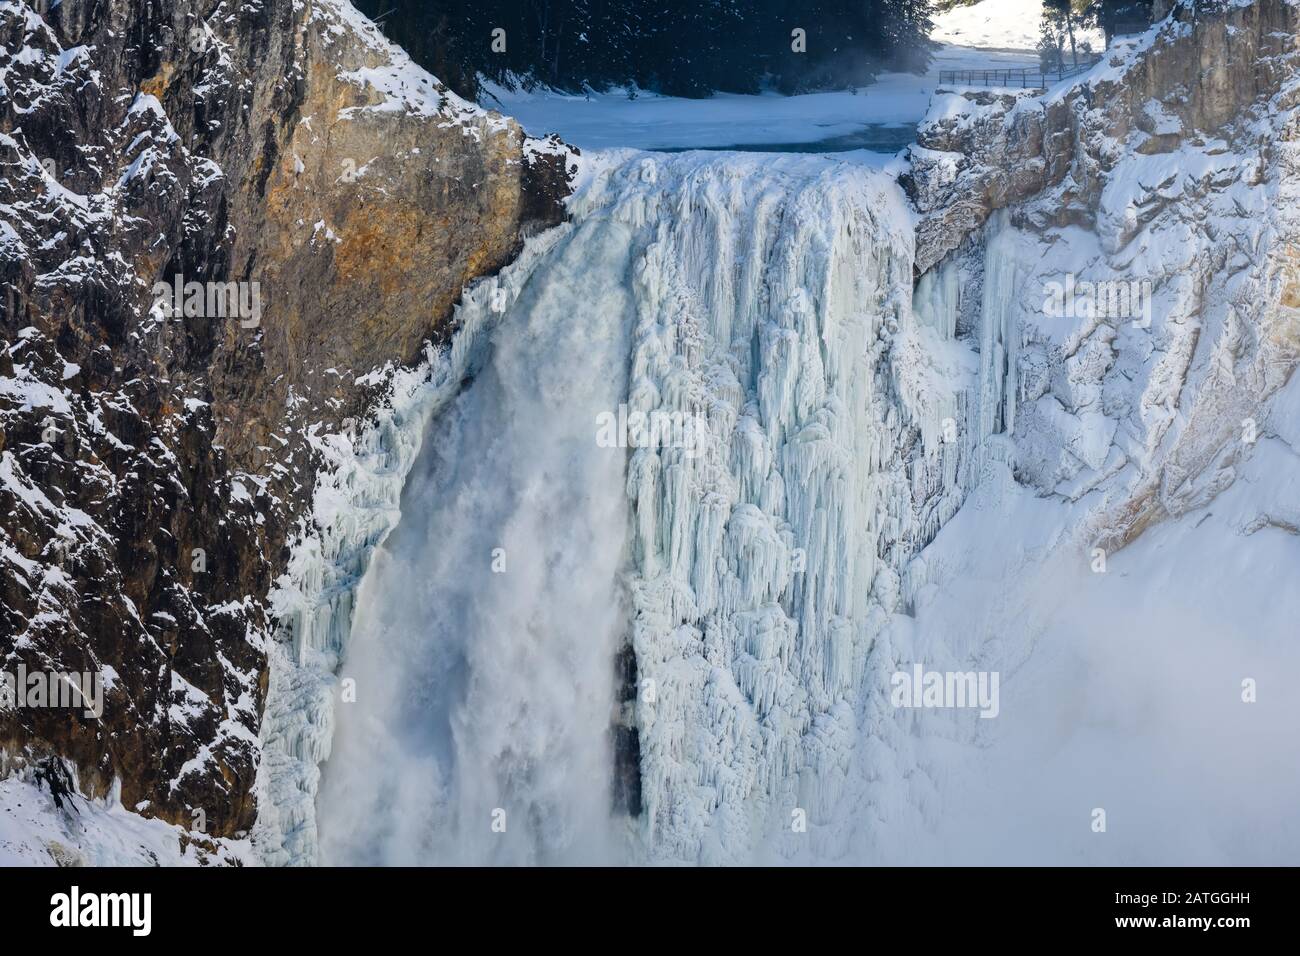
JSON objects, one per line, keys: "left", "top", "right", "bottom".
{"left": 0, "top": 772, "right": 252, "bottom": 866}
{"left": 839, "top": 0, "right": 1300, "bottom": 861}
{"left": 871, "top": 434, "right": 1300, "bottom": 864}
{"left": 932, "top": 0, "right": 1106, "bottom": 52}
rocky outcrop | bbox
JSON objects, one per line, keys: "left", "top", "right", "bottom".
{"left": 905, "top": 0, "right": 1300, "bottom": 553}
{"left": 0, "top": 0, "right": 570, "bottom": 846}
{"left": 906, "top": 0, "right": 1300, "bottom": 273}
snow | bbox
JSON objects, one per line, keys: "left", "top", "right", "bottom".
{"left": 315, "top": 0, "right": 512, "bottom": 136}
{"left": 932, "top": 0, "right": 1106, "bottom": 52}
{"left": 0, "top": 773, "right": 252, "bottom": 866}
{"left": 860, "top": 429, "right": 1300, "bottom": 864}
{"left": 482, "top": 45, "right": 1036, "bottom": 154}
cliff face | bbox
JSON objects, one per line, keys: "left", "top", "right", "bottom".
{"left": 0, "top": 0, "right": 569, "bottom": 846}
{"left": 904, "top": 0, "right": 1300, "bottom": 554}
{"left": 908, "top": 0, "right": 1299, "bottom": 273}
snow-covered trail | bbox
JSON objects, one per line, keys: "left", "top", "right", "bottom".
{"left": 313, "top": 213, "right": 636, "bottom": 866}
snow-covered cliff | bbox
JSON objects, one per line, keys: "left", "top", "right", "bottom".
{"left": 0, "top": 0, "right": 568, "bottom": 863}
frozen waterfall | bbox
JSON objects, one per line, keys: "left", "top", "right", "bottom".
{"left": 289, "top": 151, "right": 975, "bottom": 865}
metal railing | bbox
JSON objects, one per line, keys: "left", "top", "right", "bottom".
{"left": 937, "top": 57, "right": 1102, "bottom": 91}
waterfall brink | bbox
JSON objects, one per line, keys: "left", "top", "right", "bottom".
{"left": 299, "top": 152, "right": 976, "bottom": 865}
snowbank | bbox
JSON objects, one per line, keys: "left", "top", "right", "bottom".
{"left": 932, "top": 0, "right": 1107, "bottom": 52}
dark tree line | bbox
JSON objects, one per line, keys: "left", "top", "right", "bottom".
{"left": 352, "top": 0, "right": 936, "bottom": 99}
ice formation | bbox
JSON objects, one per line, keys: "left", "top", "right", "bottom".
{"left": 594, "top": 155, "right": 978, "bottom": 862}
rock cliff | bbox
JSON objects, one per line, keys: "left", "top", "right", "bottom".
{"left": 0, "top": 0, "right": 570, "bottom": 848}
{"left": 904, "top": 0, "right": 1300, "bottom": 554}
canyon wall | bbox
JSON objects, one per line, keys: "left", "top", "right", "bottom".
{"left": 0, "top": 0, "right": 569, "bottom": 851}
{"left": 905, "top": 0, "right": 1300, "bottom": 552}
